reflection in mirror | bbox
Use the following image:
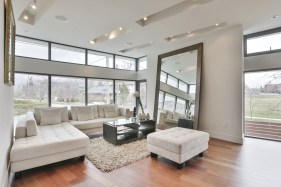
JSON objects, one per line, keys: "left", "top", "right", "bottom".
{"left": 154, "top": 43, "right": 203, "bottom": 130}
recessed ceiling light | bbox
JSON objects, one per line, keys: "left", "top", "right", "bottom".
{"left": 143, "top": 17, "right": 147, "bottom": 21}
{"left": 271, "top": 15, "right": 279, "bottom": 19}
{"left": 24, "top": 14, "right": 29, "bottom": 20}
{"left": 119, "top": 27, "right": 123, "bottom": 31}
{"left": 215, "top": 23, "right": 219, "bottom": 26}
{"left": 55, "top": 15, "right": 68, "bottom": 22}
{"left": 176, "top": 70, "right": 181, "bottom": 73}
{"left": 31, "top": 4, "right": 37, "bottom": 9}
{"left": 89, "top": 40, "right": 95, "bottom": 44}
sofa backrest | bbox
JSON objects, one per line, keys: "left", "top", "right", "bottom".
{"left": 34, "top": 106, "right": 69, "bottom": 125}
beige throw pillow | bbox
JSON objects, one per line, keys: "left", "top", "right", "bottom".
{"left": 103, "top": 104, "right": 118, "bottom": 118}
{"left": 34, "top": 107, "right": 69, "bottom": 124}
{"left": 76, "top": 106, "right": 94, "bottom": 121}
{"left": 97, "top": 105, "right": 105, "bottom": 118}
{"left": 40, "top": 108, "right": 62, "bottom": 125}
{"left": 91, "top": 105, "right": 99, "bottom": 118}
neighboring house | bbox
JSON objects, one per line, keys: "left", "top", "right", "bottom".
{"left": 264, "top": 83, "right": 281, "bottom": 94}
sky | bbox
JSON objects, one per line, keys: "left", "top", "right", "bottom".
{"left": 245, "top": 70, "right": 281, "bottom": 89}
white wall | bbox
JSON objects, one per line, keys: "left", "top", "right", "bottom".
{"left": 15, "top": 57, "right": 138, "bottom": 80}
{"left": 0, "top": 0, "right": 14, "bottom": 186}
{"left": 244, "top": 52, "right": 281, "bottom": 71}
{"left": 144, "top": 25, "right": 244, "bottom": 144}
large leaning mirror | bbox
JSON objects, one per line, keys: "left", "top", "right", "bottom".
{"left": 154, "top": 43, "right": 203, "bottom": 130}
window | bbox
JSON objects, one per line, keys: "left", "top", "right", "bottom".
{"left": 160, "top": 71, "right": 167, "bottom": 83}
{"left": 189, "top": 85, "right": 196, "bottom": 94}
{"left": 179, "top": 81, "right": 188, "bottom": 92}
{"left": 15, "top": 36, "right": 48, "bottom": 59}
{"left": 139, "top": 81, "right": 147, "bottom": 108}
{"left": 138, "top": 57, "right": 147, "bottom": 70}
{"left": 88, "top": 51, "right": 113, "bottom": 68}
{"left": 51, "top": 76, "right": 85, "bottom": 107}
{"left": 88, "top": 79, "right": 113, "bottom": 105}
{"left": 176, "top": 98, "right": 186, "bottom": 114}
{"left": 163, "top": 93, "right": 176, "bottom": 111}
{"left": 167, "top": 75, "right": 178, "bottom": 88}
{"left": 115, "top": 56, "right": 136, "bottom": 71}
{"left": 51, "top": 44, "right": 85, "bottom": 64}
{"left": 247, "top": 32, "right": 281, "bottom": 54}
{"left": 115, "top": 81, "right": 136, "bottom": 109}
{"left": 158, "top": 91, "right": 164, "bottom": 109}
{"left": 14, "top": 73, "right": 48, "bottom": 116}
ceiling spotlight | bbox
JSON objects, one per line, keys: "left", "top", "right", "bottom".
{"left": 187, "top": 31, "right": 191, "bottom": 34}
{"left": 215, "top": 23, "right": 219, "bottom": 26}
{"left": 89, "top": 40, "right": 95, "bottom": 44}
{"left": 31, "top": 0, "right": 37, "bottom": 9}
{"left": 143, "top": 17, "right": 147, "bottom": 21}
{"left": 24, "top": 14, "right": 29, "bottom": 20}
{"left": 119, "top": 27, "right": 123, "bottom": 31}
{"left": 271, "top": 15, "right": 279, "bottom": 19}
{"left": 176, "top": 70, "right": 181, "bottom": 73}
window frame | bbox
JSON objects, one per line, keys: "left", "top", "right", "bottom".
{"left": 138, "top": 56, "right": 147, "bottom": 71}
{"left": 244, "top": 27, "right": 281, "bottom": 57}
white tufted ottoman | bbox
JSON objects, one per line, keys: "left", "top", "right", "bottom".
{"left": 147, "top": 127, "right": 209, "bottom": 168}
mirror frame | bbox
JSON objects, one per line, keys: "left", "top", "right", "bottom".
{"left": 153, "top": 43, "right": 203, "bottom": 130}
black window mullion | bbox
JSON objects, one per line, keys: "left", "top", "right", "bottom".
{"left": 48, "top": 75, "right": 51, "bottom": 107}
{"left": 85, "top": 78, "right": 88, "bottom": 105}
{"left": 113, "top": 80, "right": 116, "bottom": 104}
{"left": 113, "top": 55, "right": 116, "bottom": 69}
{"left": 85, "top": 49, "right": 88, "bottom": 65}
{"left": 48, "top": 42, "right": 51, "bottom": 61}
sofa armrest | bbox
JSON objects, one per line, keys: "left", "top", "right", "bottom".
{"left": 26, "top": 112, "right": 38, "bottom": 136}
{"left": 119, "top": 108, "right": 131, "bottom": 118}
{"left": 15, "top": 115, "right": 27, "bottom": 139}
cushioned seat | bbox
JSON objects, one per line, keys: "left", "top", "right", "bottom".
{"left": 11, "top": 122, "right": 89, "bottom": 162}
{"left": 147, "top": 127, "right": 209, "bottom": 167}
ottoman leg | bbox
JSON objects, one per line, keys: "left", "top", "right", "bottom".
{"left": 80, "top": 155, "right": 86, "bottom": 161}
{"left": 177, "top": 162, "right": 185, "bottom": 169}
{"left": 199, "top": 152, "right": 204, "bottom": 157}
{"left": 151, "top": 152, "right": 158, "bottom": 158}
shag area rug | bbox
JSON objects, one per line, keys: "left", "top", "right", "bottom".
{"left": 86, "top": 137, "right": 150, "bottom": 172}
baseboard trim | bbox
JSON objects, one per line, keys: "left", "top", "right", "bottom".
{"left": 1, "top": 161, "right": 10, "bottom": 187}
{"left": 200, "top": 130, "right": 244, "bottom": 144}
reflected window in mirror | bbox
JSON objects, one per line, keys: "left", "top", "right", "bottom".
{"left": 189, "top": 85, "right": 196, "bottom": 94}
{"left": 139, "top": 81, "right": 147, "bottom": 108}
{"left": 158, "top": 91, "right": 164, "bottom": 109}
{"left": 163, "top": 93, "right": 176, "bottom": 111}
{"left": 160, "top": 71, "right": 167, "bottom": 83}
{"left": 176, "top": 98, "right": 186, "bottom": 114}
{"left": 179, "top": 81, "right": 188, "bottom": 92}
{"left": 167, "top": 75, "right": 178, "bottom": 88}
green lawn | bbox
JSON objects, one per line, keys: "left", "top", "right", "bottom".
{"left": 14, "top": 99, "right": 47, "bottom": 116}
{"left": 245, "top": 94, "right": 281, "bottom": 122}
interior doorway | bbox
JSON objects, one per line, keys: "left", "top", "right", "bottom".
{"left": 244, "top": 69, "right": 281, "bottom": 141}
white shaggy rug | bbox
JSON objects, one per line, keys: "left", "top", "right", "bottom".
{"left": 86, "top": 137, "right": 150, "bottom": 172}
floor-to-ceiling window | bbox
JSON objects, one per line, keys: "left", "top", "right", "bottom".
{"left": 88, "top": 79, "right": 113, "bottom": 105}
{"left": 115, "top": 80, "right": 136, "bottom": 110}
{"left": 245, "top": 70, "right": 281, "bottom": 141}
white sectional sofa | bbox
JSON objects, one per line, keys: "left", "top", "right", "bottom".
{"left": 157, "top": 110, "right": 185, "bottom": 130}
{"left": 10, "top": 104, "right": 130, "bottom": 175}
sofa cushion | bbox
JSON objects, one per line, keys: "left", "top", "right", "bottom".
{"left": 92, "top": 105, "right": 99, "bottom": 118}
{"left": 97, "top": 105, "right": 105, "bottom": 118}
{"left": 147, "top": 127, "right": 209, "bottom": 154}
{"left": 26, "top": 112, "right": 38, "bottom": 137}
{"left": 173, "top": 112, "right": 184, "bottom": 121}
{"left": 34, "top": 107, "right": 69, "bottom": 124}
{"left": 164, "top": 118, "right": 178, "bottom": 124}
{"left": 15, "top": 115, "right": 27, "bottom": 139}
{"left": 166, "top": 111, "right": 173, "bottom": 119}
{"left": 103, "top": 104, "right": 118, "bottom": 118}
{"left": 71, "top": 106, "right": 78, "bottom": 121}
{"left": 10, "top": 122, "right": 89, "bottom": 162}
{"left": 70, "top": 116, "right": 124, "bottom": 130}
{"left": 40, "top": 108, "right": 62, "bottom": 125}
{"left": 76, "top": 106, "right": 94, "bottom": 121}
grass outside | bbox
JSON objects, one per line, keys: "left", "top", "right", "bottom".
{"left": 14, "top": 99, "right": 48, "bottom": 116}
{"left": 245, "top": 94, "right": 281, "bottom": 123}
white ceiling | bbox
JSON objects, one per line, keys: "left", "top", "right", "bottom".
{"left": 12, "top": 0, "right": 281, "bottom": 58}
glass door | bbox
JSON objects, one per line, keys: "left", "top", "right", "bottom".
{"left": 244, "top": 70, "right": 281, "bottom": 141}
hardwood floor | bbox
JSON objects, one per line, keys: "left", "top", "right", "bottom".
{"left": 9, "top": 138, "right": 281, "bottom": 187}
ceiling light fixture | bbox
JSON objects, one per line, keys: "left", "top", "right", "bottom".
{"left": 24, "top": 14, "right": 29, "bottom": 20}
{"left": 119, "top": 27, "right": 123, "bottom": 31}
{"left": 176, "top": 70, "right": 181, "bottom": 73}
{"left": 215, "top": 23, "right": 219, "bottom": 26}
{"left": 89, "top": 40, "right": 95, "bottom": 44}
{"left": 143, "top": 17, "right": 147, "bottom": 21}
{"left": 31, "top": 0, "right": 37, "bottom": 9}
{"left": 271, "top": 15, "right": 279, "bottom": 19}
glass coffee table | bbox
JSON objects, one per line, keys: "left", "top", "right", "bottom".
{"left": 103, "top": 118, "right": 156, "bottom": 145}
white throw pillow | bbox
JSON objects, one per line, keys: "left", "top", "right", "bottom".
{"left": 26, "top": 112, "right": 38, "bottom": 136}
{"left": 71, "top": 106, "right": 78, "bottom": 121}
{"left": 91, "top": 105, "right": 99, "bottom": 118}
{"left": 40, "top": 108, "right": 62, "bottom": 125}
{"left": 103, "top": 104, "right": 118, "bottom": 118}
{"left": 166, "top": 110, "right": 173, "bottom": 119}
{"left": 34, "top": 107, "right": 69, "bottom": 124}
{"left": 60, "top": 107, "right": 69, "bottom": 122}
{"left": 76, "top": 106, "right": 94, "bottom": 121}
